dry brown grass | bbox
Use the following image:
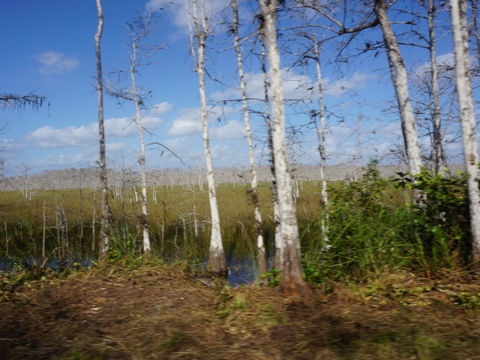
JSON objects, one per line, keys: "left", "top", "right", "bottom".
{"left": 0, "top": 262, "right": 479, "bottom": 359}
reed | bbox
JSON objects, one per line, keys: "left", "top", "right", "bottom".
{"left": 0, "top": 165, "right": 474, "bottom": 283}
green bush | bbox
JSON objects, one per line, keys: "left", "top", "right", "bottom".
{"left": 396, "top": 168, "right": 471, "bottom": 273}
{"left": 302, "top": 161, "right": 474, "bottom": 285}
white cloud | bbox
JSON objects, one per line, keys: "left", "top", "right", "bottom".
{"left": 210, "top": 120, "right": 245, "bottom": 141}
{"left": 27, "top": 124, "right": 97, "bottom": 148}
{"left": 0, "top": 138, "right": 13, "bottom": 149}
{"left": 436, "top": 53, "right": 456, "bottom": 67}
{"left": 25, "top": 115, "right": 164, "bottom": 149}
{"left": 281, "top": 70, "right": 313, "bottom": 100}
{"left": 32, "top": 50, "right": 79, "bottom": 75}
{"left": 43, "top": 152, "right": 92, "bottom": 166}
{"left": 376, "top": 122, "right": 401, "bottom": 140}
{"left": 166, "top": 104, "right": 235, "bottom": 136}
{"left": 167, "top": 108, "right": 202, "bottom": 136}
{"left": 164, "top": 137, "right": 193, "bottom": 153}
{"left": 140, "top": 115, "right": 165, "bottom": 131}
{"left": 105, "top": 116, "right": 163, "bottom": 137}
{"left": 324, "top": 72, "right": 371, "bottom": 97}
{"left": 211, "top": 143, "right": 248, "bottom": 166}
{"left": 162, "top": 137, "right": 201, "bottom": 164}
{"left": 146, "top": 0, "right": 189, "bottom": 30}
{"left": 146, "top": 101, "right": 173, "bottom": 116}
{"left": 211, "top": 69, "right": 311, "bottom": 102}
{"left": 105, "top": 117, "right": 137, "bottom": 137}
{"left": 211, "top": 69, "right": 372, "bottom": 102}
{"left": 238, "top": 69, "right": 312, "bottom": 101}
{"left": 413, "top": 52, "right": 456, "bottom": 81}
{"left": 146, "top": 0, "right": 230, "bottom": 33}
{"left": 106, "top": 142, "right": 131, "bottom": 152}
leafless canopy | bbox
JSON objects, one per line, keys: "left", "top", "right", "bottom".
{"left": 1, "top": 93, "right": 47, "bottom": 110}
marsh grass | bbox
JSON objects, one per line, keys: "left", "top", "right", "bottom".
{"left": 0, "top": 164, "right": 476, "bottom": 285}
{"left": 0, "top": 182, "right": 282, "bottom": 267}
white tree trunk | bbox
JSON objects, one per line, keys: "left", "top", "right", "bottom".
{"left": 375, "top": 0, "right": 422, "bottom": 176}
{"left": 427, "top": 0, "right": 446, "bottom": 174}
{"left": 313, "top": 35, "right": 329, "bottom": 248}
{"left": 471, "top": 0, "right": 480, "bottom": 65}
{"left": 259, "top": 0, "right": 310, "bottom": 296}
{"left": 260, "top": 31, "right": 283, "bottom": 269}
{"left": 450, "top": 0, "right": 480, "bottom": 269}
{"left": 92, "top": 189, "right": 97, "bottom": 252}
{"left": 187, "top": 0, "right": 226, "bottom": 274}
{"left": 95, "top": 0, "right": 110, "bottom": 258}
{"left": 129, "top": 34, "right": 151, "bottom": 253}
{"left": 232, "top": 0, "right": 266, "bottom": 276}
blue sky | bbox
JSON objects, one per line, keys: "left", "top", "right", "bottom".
{"left": 0, "top": 0, "right": 471, "bottom": 176}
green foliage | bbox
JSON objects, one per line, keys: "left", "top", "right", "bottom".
{"left": 261, "top": 268, "right": 281, "bottom": 287}
{"left": 396, "top": 169, "right": 471, "bottom": 272}
{"left": 0, "top": 165, "right": 476, "bottom": 284}
{"left": 215, "top": 285, "right": 249, "bottom": 318}
{"left": 330, "top": 159, "right": 390, "bottom": 215}
{"left": 301, "top": 161, "right": 474, "bottom": 285}
{"left": 451, "top": 292, "right": 480, "bottom": 311}
{"left": 302, "top": 160, "right": 411, "bottom": 283}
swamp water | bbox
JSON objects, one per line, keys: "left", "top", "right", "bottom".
{"left": 0, "top": 255, "right": 274, "bottom": 287}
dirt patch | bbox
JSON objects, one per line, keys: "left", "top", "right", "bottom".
{"left": 1, "top": 263, "right": 480, "bottom": 359}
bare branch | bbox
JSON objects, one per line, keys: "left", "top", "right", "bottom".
{"left": 146, "top": 142, "right": 186, "bottom": 165}
{"left": 1, "top": 93, "right": 47, "bottom": 110}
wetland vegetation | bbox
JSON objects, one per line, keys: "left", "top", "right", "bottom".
{"left": 1, "top": 164, "right": 479, "bottom": 359}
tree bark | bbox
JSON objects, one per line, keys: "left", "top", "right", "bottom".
{"left": 259, "top": 0, "right": 310, "bottom": 296}
{"left": 128, "top": 21, "right": 151, "bottom": 254}
{"left": 95, "top": 0, "right": 111, "bottom": 258}
{"left": 374, "top": 0, "right": 423, "bottom": 176}
{"left": 260, "top": 28, "right": 283, "bottom": 270}
{"left": 187, "top": 0, "right": 227, "bottom": 275}
{"left": 470, "top": 0, "right": 480, "bottom": 66}
{"left": 427, "top": 0, "right": 446, "bottom": 174}
{"left": 232, "top": 0, "right": 267, "bottom": 277}
{"left": 312, "top": 35, "right": 330, "bottom": 248}
{"left": 450, "top": 0, "right": 480, "bottom": 270}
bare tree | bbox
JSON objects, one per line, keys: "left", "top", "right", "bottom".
{"left": 470, "top": 0, "right": 480, "bottom": 66}
{"left": 374, "top": 0, "right": 423, "bottom": 177}
{"left": 18, "top": 163, "right": 32, "bottom": 200}
{"left": 95, "top": 0, "right": 111, "bottom": 258}
{"left": 425, "top": 0, "right": 447, "bottom": 174}
{"left": 126, "top": 15, "right": 155, "bottom": 254}
{"left": 185, "top": 0, "right": 227, "bottom": 275}
{"left": 1, "top": 93, "right": 47, "bottom": 177}
{"left": 410, "top": 0, "right": 448, "bottom": 174}
{"left": 312, "top": 34, "right": 329, "bottom": 247}
{"left": 231, "top": 0, "right": 267, "bottom": 276}
{"left": 259, "top": 24, "right": 283, "bottom": 270}
{"left": 258, "top": 0, "right": 310, "bottom": 296}
{"left": 450, "top": 0, "right": 480, "bottom": 270}
{"left": 294, "top": 0, "right": 423, "bottom": 177}
{"left": 106, "top": 12, "right": 163, "bottom": 254}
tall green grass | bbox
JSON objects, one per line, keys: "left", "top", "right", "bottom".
{"left": 0, "top": 182, "right": 282, "bottom": 264}
{"left": 0, "top": 163, "right": 474, "bottom": 283}
{"left": 301, "top": 161, "right": 473, "bottom": 285}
